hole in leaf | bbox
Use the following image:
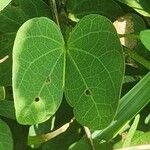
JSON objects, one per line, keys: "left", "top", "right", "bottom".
{"left": 35, "top": 97, "right": 40, "bottom": 102}
{"left": 46, "top": 76, "right": 51, "bottom": 84}
{"left": 85, "top": 89, "right": 91, "bottom": 96}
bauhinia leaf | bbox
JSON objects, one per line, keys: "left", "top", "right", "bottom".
{"left": 0, "top": 0, "right": 11, "bottom": 11}
{"left": 13, "top": 17, "right": 65, "bottom": 124}
{"left": 13, "top": 15, "right": 124, "bottom": 129}
{"left": 140, "top": 30, "right": 150, "bottom": 51}
{"left": 0, "top": 118, "right": 13, "bottom": 150}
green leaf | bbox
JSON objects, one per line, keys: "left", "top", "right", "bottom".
{"left": 131, "top": 131, "right": 150, "bottom": 145}
{"left": 140, "top": 30, "right": 150, "bottom": 51}
{"left": 69, "top": 138, "right": 112, "bottom": 150}
{"left": 13, "top": 15, "right": 124, "bottom": 129}
{"left": 0, "top": 0, "right": 11, "bottom": 11}
{"left": 123, "top": 75, "right": 143, "bottom": 83}
{"left": 31, "top": 121, "right": 82, "bottom": 149}
{"left": 92, "top": 72, "right": 150, "bottom": 141}
{"left": 0, "top": 118, "right": 13, "bottom": 150}
{"left": 0, "top": 86, "right": 5, "bottom": 100}
{"left": 67, "top": 0, "right": 123, "bottom": 21}
{"left": 114, "top": 131, "right": 150, "bottom": 148}
{"left": 123, "top": 114, "right": 140, "bottom": 147}
{"left": 116, "top": 0, "right": 150, "bottom": 17}
{"left": 0, "top": 0, "right": 51, "bottom": 86}
{"left": 65, "top": 14, "right": 124, "bottom": 129}
{"left": 13, "top": 17, "right": 65, "bottom": 124}
{"left": 0, "top": 100, "right": 15, "bottom": 120}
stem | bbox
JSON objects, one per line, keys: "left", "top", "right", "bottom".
{"left": 124, "top": 47, "right": 150, "bottom": 70}
{"left": 49, "top": 0, "right": 60, "bottom": 27}
{"left": 28, "top": 118, "right": 74, "bottom": 145}
{"left": 119, "top": 34, "right": 140, "bottom": 39}
{"left": 0, "top": 55, "right": 9, "bottom": 64}
{"left": 84, "top": 127, "right": 96, "bottom": 150}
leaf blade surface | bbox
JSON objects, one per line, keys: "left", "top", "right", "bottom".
{"left": 13, "top": 17, "right": 65, "bottom": 124}
{"left": 66, "top": 14, "right": 124, "bottom": 129}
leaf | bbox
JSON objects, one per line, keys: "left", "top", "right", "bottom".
{"left": 116, "top": 0, "right": 150, "bottom": 17}
{"left": 13, "top": 15, "right": 124, "bottom": 129}
{"left": 123, "top": 114, "right": 140, "bottom": 147}
{"left": 69, "top": 138, "right": 113, "bottom": 150}
{"left": 114, "top": 131, "right": 150, "bottom": 148}
{"left": 67, "top": 0, "right": 123, "bottom": 21}
{"left": 0, "top": 118, "right": 13, "bottom": 150}
{"left": 0, "top": 100, "right": 15, "bottom": 120}
{"left": 41, "top": 122, "right": 82, "bottom": 150}
{"left": 140, "top": 30, "right": 150, "bottom": 51}
{"left": 123, "top": 75, "right": 143, "bottom": 83}
{"left": 65, "top": 14, "right": 124, "bottom": 129}
{"left": 13, "top": 17, "right": 65, "bottom": 124}
{"left": 0, "top": 0, "right": 11, "bottom": 11}
{"left": 131, "top": 131, "right": 150, "bottom": 145}
{"left": 0, "top": 86, "right": 5, "bottom": 100}
{"left": 92, "top": 72, "right": 150, "bottom": 141}
{"left": 0, "top": 0, "right": 51, "bottom": 86}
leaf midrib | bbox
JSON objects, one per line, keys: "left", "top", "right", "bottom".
{"left": 67, "top": 51, "right": 101, "bottom": 118}
{"left": 69, "top": 47, "right": 117, "bottom": 99}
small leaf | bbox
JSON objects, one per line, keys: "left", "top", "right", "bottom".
{"left": 140, "top": 30, "right": 150, "bottom": 51}
{"left": 0, "top": 119, "right": 13, "bottom": 150}
{"left": 116, "top": 0, "right": 150, "bottom": 17}
{"left": 0, "top": 100, "right": 15, "bottom": 120}
{"left": 123, "top": 114, "right": 140, "bottom": 147}
{"left": 65, "top": 14, "right": 124, "bottom": 129}
{"left": 0, "top": 86, "right": 5, "bottom": 100}
{"left": 67, "top": 0, "right": 123, "bottom": 21}
{"left": 13, "top": 17, "right": 65, "bottom": 124}
{"left": 0, "top": 0, "right": 11, "bottom": 11}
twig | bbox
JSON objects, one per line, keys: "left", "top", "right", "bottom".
{"left": 49, "top": 0, "right": 60, "bottom": 27}
{"left": 84, "top": 127, "right": 96, "bottom": 150}
{"left": 0, "top": 55, "right": 9, "bottom": 64}
{"left": 28, "top": 118, "right": 74, "bottom": 145}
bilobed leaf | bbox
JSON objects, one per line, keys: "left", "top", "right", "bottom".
{"left": 116, "top": 0, "right": 150, "bottom": 17}
{"left": 67, "top": 0, "right": 123, "bottom": 21}
{"left": 0, "top": 0, "right": 11, "bottom": 11}
{"left": 65, "top": 15, "right": 124, "bottom": 129}
{"left": 13, "top": 17, "right": 65, "bottom": 124}
{"left": 0, "top": 0, "right": 51, "bottom": 86}
{"left": 13, "top": 15, "right": 124, "bottom": 129}
{"left": 140, "top": 30, "right": 150, "bottom": 51}
{"left": 0, "top": 119, "right": 13, "bottom": 150}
